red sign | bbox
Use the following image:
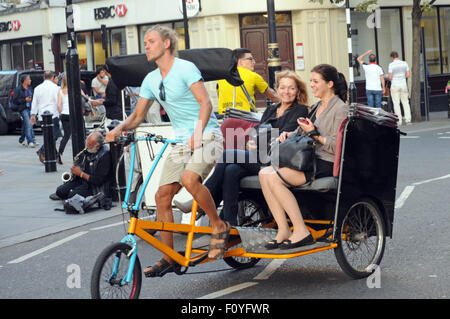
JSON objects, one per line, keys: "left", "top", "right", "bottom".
{"left": 11, "top": 20, "right": 21, "bottom": 31}
{"left": 115, "top": 4, "right": 127, "bottom": 17}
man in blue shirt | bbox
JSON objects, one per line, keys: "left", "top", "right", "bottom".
{"left": 107, "top": 25, "right": 229, "bottom": 277}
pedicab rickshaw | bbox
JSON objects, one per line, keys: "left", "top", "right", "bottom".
{"left": 90, "top": 48, "right": 402, "bottom": 299}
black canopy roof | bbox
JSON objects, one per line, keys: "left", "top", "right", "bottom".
{"left": 105, "top": 48, "right": 243, "bottom": 90}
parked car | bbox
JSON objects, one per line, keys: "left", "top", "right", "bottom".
{"left": 0, "top": 69, "right": 97, "bottom": 135}
{"left": 0, "top": 70, "right": 45, "bottom": 134}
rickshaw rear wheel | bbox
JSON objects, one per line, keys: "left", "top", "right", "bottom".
{"left": 334, "top": 198, "right": 386, "bottom": 279}
{"left": 223, "top": 197, "right": 270, "bottom": 269}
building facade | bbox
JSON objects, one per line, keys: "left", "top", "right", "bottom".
{"left": 0, "top": 0, "right": 449, "bottom": 110}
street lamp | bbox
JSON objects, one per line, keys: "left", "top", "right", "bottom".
{"left": 266, "top": 0, "right": 281, "bottom": 90}
{"left": 331, "top": 0, "right": 357, "bottom": 103}
{"left": 65, "top": 0, "right": 86, "bottom": 157}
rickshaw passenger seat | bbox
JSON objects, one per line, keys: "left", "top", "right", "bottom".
{"left": 239, "top": 175, "right": 338, "bottom": 193}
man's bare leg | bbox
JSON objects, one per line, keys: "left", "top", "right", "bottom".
{"left": 182, "top": 171, "right": 228, "bottom": 259}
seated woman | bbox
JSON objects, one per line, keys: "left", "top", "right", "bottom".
{"left": 175, "top": 70, "right": 309, "bottom": 226}
{"left": 259, "top": 64, "right": 349, "bottom": 250}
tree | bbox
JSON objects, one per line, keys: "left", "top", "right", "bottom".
{"left": 310, "top": 0, "right": 436, "bottom": 122}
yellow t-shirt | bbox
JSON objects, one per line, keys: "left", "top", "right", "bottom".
{"left": 217, "top": 67, "right": 269, "bottom": 114}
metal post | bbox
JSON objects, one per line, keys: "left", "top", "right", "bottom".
{"left": 345, "top": 0, "right": 357, "bottom": 104}
{"left": 65, "top": 0, "right": 86, "bottom": 159}
{"left": 421, "top": 24, "right": 430, "bottom": 121}
{"left": 182, "top": 0, "right": 190, "bottom": 49}
{"left": 41, "top": 111, "right": 57, "bottom": 172}
{"left": 266, "top": 0, "right": 281, "bottom": 92}
{"left": 108, "top": 120, "right": 126, "bottom": 202}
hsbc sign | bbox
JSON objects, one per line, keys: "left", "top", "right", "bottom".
{"left": 94, "top": 4, "right": 127, "bottom": 20}
{"left": 0, "top": 20, "right": 21, "bottom": 32}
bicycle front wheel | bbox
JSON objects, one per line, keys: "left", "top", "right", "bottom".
{"left": 91, "top": 242, "right": 142, "bottom": 299}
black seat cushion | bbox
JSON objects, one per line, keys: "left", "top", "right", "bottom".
{"left": 240, "top": 175, "right": 337, "bottom": 193}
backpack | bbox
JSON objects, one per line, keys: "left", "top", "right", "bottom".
{"left": 9, "top": 90, "right": 26, "bottom": 112}
{"left": 62, "top": 192, "right": 107, "bottom": 214}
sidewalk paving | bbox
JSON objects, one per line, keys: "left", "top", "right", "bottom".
{"left": 0, "top": 112, "right": 448, "bottom": 249}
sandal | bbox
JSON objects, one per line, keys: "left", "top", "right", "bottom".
{"left": 208, "top": 221, "right": 231, "bottom": 259}
{"left": 144, "top": 259, "right": 174, "bottom": 278}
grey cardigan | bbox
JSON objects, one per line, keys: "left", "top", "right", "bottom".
{"left": 310, "top": 95, "right": 349, "bottom": 163}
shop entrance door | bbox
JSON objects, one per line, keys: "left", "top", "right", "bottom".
{"left": 240, "top": 13, "right": 294, "bottom": 108}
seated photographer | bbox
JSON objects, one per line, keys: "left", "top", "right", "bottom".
{"left": 49, "top": 132, "right": 112, "bottom": 201}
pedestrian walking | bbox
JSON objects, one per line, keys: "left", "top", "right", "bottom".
{"left": 357, "top": 49, "right": 385, "bottom": 108}
{"left": 11, "top": 74, "right": 37, "bottom": 147}
{"left": 388, "top": 51, "right": 412, "bottom": 125}
{"left": 30, "top": 71, "right": 62, "bottom": 164}
{"left": 57, "top": 75, "right": 70, "bottom": 164}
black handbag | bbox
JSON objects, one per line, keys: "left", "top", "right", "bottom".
{"left": 270, "top": 130, "right": 316, "bottom": 172}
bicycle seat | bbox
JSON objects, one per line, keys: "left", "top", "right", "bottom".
{"left": 240, "top": 175, "right": 338, "bottom": 193}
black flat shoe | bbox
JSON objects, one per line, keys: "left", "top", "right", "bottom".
{"left": 144, "top": 259, "right": 174, "bottom": 278}
{"left": 280, "top": 234, "right": 315, "bottom": 250}
{"left": 264, "top": 239, "right": 283, "bottom": 250}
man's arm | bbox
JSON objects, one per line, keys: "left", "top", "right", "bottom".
{"left": 190, "top": 80, "right": 213, "bottom": 150}
{"left": 264, "top": 87, "right": 280, "bottom": 103}
{"left": 105, "top": 97, "right": 153, "bottom": 142}
{"left": 357, "top": 49, "right": 373, "bottom": 65}
{"left": 381, "top": 75, "right": 386, "bottom": 94}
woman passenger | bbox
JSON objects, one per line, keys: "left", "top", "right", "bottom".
{"left": 175, "top": 70, "right": 309, "bottom": 226}
{"left": 259, "top": 64, "right": 349, "bottom": 249}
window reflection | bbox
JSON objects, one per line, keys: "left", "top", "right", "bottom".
{"left": 422, "top": 8, "right": 441, "bottom": 75}
{"left": 440, "top": 7, "right": 450, "bottom": 73}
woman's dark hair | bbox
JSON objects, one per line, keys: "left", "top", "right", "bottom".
{"left": 311, "top": 64, "right": 348, "bottom": 102}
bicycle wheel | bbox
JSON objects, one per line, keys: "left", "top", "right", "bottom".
{"left": 91, "top": 242, "right": 142, "bottom": 299}
{"left": 334, "top": 198, "right": 386, "bottom": 279}
{"left": 223, "top": 197, "right": 270, "bottom": 269}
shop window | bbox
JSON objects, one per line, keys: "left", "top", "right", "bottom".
{"left": 422, "top": 8, "right": 441, "bottom": 75}
{"left": 77, "top": 32, "right": 95, "bottom": 71}
{"left": 93, "top": 31, "right": 107, "bottom": 69}
{"left": 34, "top": 39, "right": 43, "bottom": 70}
{"left": 241, "top": 13, "right": 291, "bottom": 27}
{"left": 440, "top": 7, "right": 450, "bottom": 73}
{"left": 1, "top": 43, "right": 11, "bottom": 70}
{"left": 376, "top": 9, "right": 403, "bottom": 75}
{"left": 23, "top": 41, "right": 34, "bottom": 69}
{"left": 11, "top": 42, "right": 23, "bottom": 70}
{"left": 110, "top": 28, "right": 127, "bottom": 57}
{"left": 351, "top": 10, "right": 376, "bottom": 81}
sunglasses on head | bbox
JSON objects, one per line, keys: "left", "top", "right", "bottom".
{"left": 159, "top": 81, "right": 166, "bottom": 101}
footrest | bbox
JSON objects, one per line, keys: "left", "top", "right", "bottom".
{"left": 235, "top": 227, "right": 333, "bottom": 254}
{"left": 235, "top": 226, "right": 277, "bottom": 253}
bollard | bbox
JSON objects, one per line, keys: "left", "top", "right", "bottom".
{"left": 108, "top": 120, "right": 126, "bottom": 202}
{"left": 41, "top": 111, "right": 57, "bottom": 172}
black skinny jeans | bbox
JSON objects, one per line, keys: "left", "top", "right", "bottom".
{"left": 59, "top": 114, "right": 71, "bottom": 155}
{"left": 204, "top": 149, "right": 261, "bottom": 226}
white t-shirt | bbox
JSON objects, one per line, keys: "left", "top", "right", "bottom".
{"left": 388, "top": 59, "right": 409, "bottom": 87}
{"left": 362, "top": 63, "right": 384, "bottom": 91}
{"left": 91, "top": 75, "right": 109, "bottom": 95}
{"left": 30, "top": 80, "right": 60, "bottom": 120}
{"left": 59, "top": 89, "right": 70, "bottom": 115}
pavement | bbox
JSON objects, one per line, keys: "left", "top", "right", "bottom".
{"left": 0, "top": 111, "right": 449, "bottom": 249}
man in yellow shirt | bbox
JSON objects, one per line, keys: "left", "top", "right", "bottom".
{"left": 217, "top": 48, "right": 279, "bottom": 114}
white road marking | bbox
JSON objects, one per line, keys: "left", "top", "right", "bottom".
{"left": 438, "top": 136, "right": 450, "bottom": 139}
{"left": 400, "top": 136, "right": 420, "bottom": 139}
{"left": 7, "top": 231, "right": 89, "bottom": 264}
{"left": 90, "top": 221, "right": 127, "bottom": 231}
{"left": 395, "top": 185, "right": 415, "bottom": 210}
{"left": 413, "top": 174, "right": 450, "bottom": 186}
{"left": 253, "top": 259, "right": 286, "bottom": 280}
{"left": 197, "top": 282, "right": 258, "bottom": 299}
{"left": 395, "top": 174, "right": 450, "bottom": 209}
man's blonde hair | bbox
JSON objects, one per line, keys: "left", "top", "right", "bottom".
{"left": 146, "top": 25, "right": 179, "bottom": 56}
